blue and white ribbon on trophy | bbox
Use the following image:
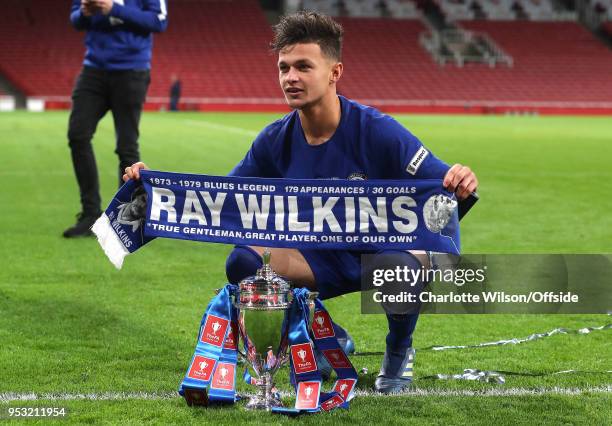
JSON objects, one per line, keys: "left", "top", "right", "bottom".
{"left": 280, "top": 289, "right": 359, "bottom": 414}
{"left": 178, "top": 285, "right": 240, "bottom": 406}
{"left": 178, "top": 285, "right": 357, "bottom": 413}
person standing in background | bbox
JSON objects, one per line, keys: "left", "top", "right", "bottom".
{"left": 169, "top": 74, "right": 182, "bottom": 111}
{"left": 63, "top": 0, "right": 168, "bottom": 238}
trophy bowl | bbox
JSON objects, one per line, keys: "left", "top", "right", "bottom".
{"left": 234, "top": 250, "right": 316, "bottom": 411}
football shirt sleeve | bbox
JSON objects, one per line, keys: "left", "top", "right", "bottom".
{"left": 228, "top": 130, "right": 275, "bottom": 177}
{"left": 371, "top": 116, "right": 450, "bottom": 180}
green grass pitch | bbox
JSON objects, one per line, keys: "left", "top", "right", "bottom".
{"left": 0, "top": 111, "right": 610, "bottom": 424}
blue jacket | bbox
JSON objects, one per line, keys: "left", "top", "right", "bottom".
{"left": 70, "top": 0, "right": 168, "bottom": 70}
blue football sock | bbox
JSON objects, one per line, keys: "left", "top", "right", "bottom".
{"left": 372, "top": 250, "right": 425, "bottom": 352}
{"left": 386, "top": 313, "right": 419, "bottom": 353}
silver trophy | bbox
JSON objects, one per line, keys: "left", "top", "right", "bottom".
{"left": 234, "top": 250, "right": 316, "bottom": 410}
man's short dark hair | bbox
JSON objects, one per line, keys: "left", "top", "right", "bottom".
{"left": 271, "top": 11, "right": 343, "bottom": 61}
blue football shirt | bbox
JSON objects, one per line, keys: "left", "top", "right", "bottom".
{"left": 229, "top": 95, "right": 449, "bottom": 181}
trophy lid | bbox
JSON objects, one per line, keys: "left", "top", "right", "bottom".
{"left": 236, "top": 250, "right": 292, "bottom": 310}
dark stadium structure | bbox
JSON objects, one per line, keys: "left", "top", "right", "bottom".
{"left": 0, "top": 0, "right": 611, "bottom": 114}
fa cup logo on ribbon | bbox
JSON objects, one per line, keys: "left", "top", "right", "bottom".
{"left": 305, "top": 386, "right": 313, "bottom": 399}
{"left": 212, "top": 321, "right": 222, "bottom": 334}
{"left": 298, "top": 348, "right": 307, "bottom": 362}
{"left": 315, "top": 315, "right": 325, "bottom": 327}
{"left": 312, "top": 311, "right": 335, "bottom": 339}
{"left": 199, "top": 361, "right": 208, "bottom": 372}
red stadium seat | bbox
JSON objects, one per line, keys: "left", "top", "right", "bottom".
{"left": 1, "top": 1, "right": 610, "bottom": 111}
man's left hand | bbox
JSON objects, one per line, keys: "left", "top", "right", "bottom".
{"left": 443, "top": 164, "right": 478, "bottom": 200}
{"left": 89, "top": 0, "right": 113, "bottom": 15}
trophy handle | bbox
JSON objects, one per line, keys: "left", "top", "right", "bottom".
{"left": 307, "top": 291, "right": 318, "bottom": 328}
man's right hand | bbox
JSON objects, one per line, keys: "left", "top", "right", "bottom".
{"left": 123, "top": 162, "right": 149, "bottom": 182}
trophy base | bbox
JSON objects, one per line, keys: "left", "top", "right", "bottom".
{"left": 245, "top": 395, "right": 283, "bottom": 411}
{"left": 244, "top": 373, "right": 283, "bottom": 411}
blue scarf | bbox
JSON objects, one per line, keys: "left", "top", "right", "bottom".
{"left": 92, "top": 170, "right": 460, "bottom": 268}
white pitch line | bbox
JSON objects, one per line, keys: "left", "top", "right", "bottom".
{"left": 354, "top": 385, "right": 612, "bottom": 397}
{"left": 183, "top": 119, "right": 258, "bottom": 138}
{"left": 0, "top": 392, "right": 177, "bottom": 403}
{"left": 2, "top": 386, "right": 610, "bottom": 403}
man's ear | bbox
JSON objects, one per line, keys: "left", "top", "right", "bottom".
{"left": 330, "top": 62, "right": 343, "bottom": 84}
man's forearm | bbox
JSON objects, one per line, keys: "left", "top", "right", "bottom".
{"left": 70, "top": 8, "right": 92, "bottom": 30}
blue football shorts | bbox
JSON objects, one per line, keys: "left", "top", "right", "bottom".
{"left": 298, "top": 249, "right": 448, "bottom": 300}
{"left": 298, "top": 249, "right": 365, "bottom": 300}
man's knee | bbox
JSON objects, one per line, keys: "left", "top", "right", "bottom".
{"left": 373, "top": 250, "right": 428, "bottom": 275}
{"left": 225, "top": 245, "right": 262, "bottom": 284}
{"left": 366, "top": 250, "right": 426, "bottom": 281}
{"left": 67, "top": 123, "right": 95, "bottom": 148}
{"left": 67, "top": 105, "right": 102, "bottom": 145}
{"left": 365, "top": 250, "right": 428, "bottom": 316}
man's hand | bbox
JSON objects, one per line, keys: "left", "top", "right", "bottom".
{"left": 80, "top": 0, "right": 96, "bottom": 17}
{"left": 89, "top": 0, "right": 114, "bottom": 15}
{"left": 123, "top": 162, "right": 149, "bottom": 182}
{"left": 443, "top": 164, "right": 478, "bottom": 200}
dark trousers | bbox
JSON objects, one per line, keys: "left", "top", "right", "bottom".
{"left": 67, "top": 66, "right": 150, "bottom": 215}
{"left": 169, "top": 95, "right": 179, "bottom": 111}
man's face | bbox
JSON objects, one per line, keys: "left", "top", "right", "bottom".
{"left": 278, "top": 43, "right": 340, "bottom": 109}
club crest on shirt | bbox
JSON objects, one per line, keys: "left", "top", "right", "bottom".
{"left": 348, "top": 172, "right": 367, "bottom": 180}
